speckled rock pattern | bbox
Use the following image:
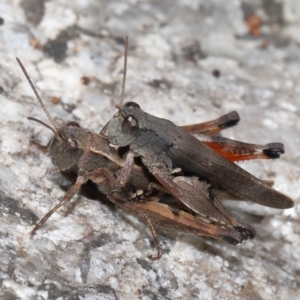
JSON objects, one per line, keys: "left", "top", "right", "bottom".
{"left": 0, "top": 0, "right": 299, "bottom": 299}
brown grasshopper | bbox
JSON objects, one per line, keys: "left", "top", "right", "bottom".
{"left": 105, "top": 37, "right": 294, "bottom": 214}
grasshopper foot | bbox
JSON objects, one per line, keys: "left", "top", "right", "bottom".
{"left": 263, "top": 143, "right": 284, "bottom": 158}
{"left": 235, "top": 225, "right": 256, "bottom": 240}
{"left": 148, "top": 252, "right": 162, "bottom": 261}
{"left": 223, "top": 236, "right": 240, "bottom": 245}
{"left": 222, "top": 224, "right": 256, "bottom": 245}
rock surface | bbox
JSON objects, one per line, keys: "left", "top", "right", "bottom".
{"left": 0, "top": 0, "right": 299, "bottom": 299}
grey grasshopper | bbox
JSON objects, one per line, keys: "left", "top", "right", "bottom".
{"left": 105, "top": 38, "right": 294, "bottom": 217}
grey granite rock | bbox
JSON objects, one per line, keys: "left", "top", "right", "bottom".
{"left": 0, "top": 0, "right": 299, "bottom": 299}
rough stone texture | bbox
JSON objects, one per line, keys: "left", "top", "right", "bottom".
{"left": 0, "top": 0, "right": 300, "bottom": 299}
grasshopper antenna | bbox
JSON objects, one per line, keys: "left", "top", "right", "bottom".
{"left": 117, "top": 35, "right": 128, "bottom": 110}
{"left": 27, "top": 117, "right": 56, "bottom": 134}
{"left": 16, "top": 57, "right": 59, "bottom": 133}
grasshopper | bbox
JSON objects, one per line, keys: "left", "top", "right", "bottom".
{"left": 16, "top": 57, "right": 270, "bottom": 260}
{"left": 105, "top": 37, "right": 294, "bottom": 213}
{"left": 16, "top": 59, "right": 254, "bottom": 258}
{"left": 16, "top": 39, "right": 292, "bottom": 260}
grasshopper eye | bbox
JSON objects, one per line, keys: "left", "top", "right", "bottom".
{"left": 67, "top": 137, "right": 77, "bottom": 148}
{"left": 124, "top": 102, "right": 140, "bottom": 109}
{"left": 121, "top": 114, "right": 139, "bottom": 134}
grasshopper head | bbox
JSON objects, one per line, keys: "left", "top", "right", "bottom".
{"left": 107, "top": 101, "right": 145, "bottom": 147}
{"left": 48, "top": 122, "right": 85, "bottom": 170}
